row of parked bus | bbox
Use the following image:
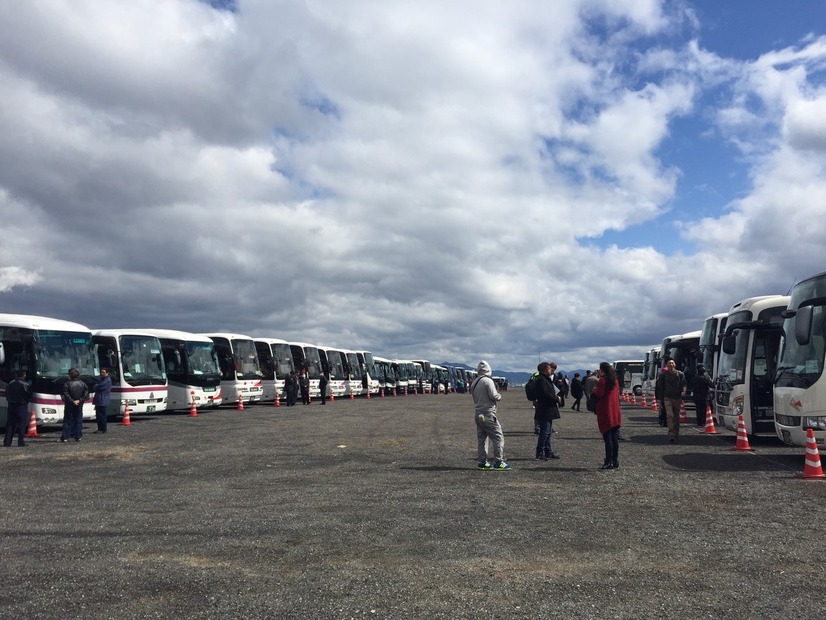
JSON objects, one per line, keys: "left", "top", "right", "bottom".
{"left": 0, "top": 316, "right": 487, "bottom": 429}
{"left": 630, "top": 269, "right": 826, "bottom": 448}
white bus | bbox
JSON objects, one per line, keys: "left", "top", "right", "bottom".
{"left": 375, "top": 356, "right": 394, "bottom": 396}
{"left": 774, "top": 271, "right": 826, "bottom": 446}
{"left": 339, "top": 349, "right": 363, "bottom": 397}
{"left": 0, "top": 314, "right": 97, "bottom": 427}
{"left": 413, "top": 359, "right": 433, "bottom": 394}
{"left": 93, "top": 329, "right": 168, "bottom": 416}
{"left": 613, "top": 360, "right": 644, "bottom": 395}
{"left": 253, "top": 337, "right": 295, "bottom": 403}
{"left": 141, "top": 329, "right": 222, "bottom": 410}
{"left": 356, "top": 350, "right": 380, "bottom": 395}
{"left": 699, "top": 312, "right": 729, "bottom": 382}
{"left": 320, "top": 347, "right": 348, "bottom": 398}
{"left": 661, "top": 330, "right": 702, "bottom": 400}
{"left": 641, "top": 347, "right": 661, "bottom": 401}
{"left": 201, "top": 333, "right": 263, "bottom": 405}
{"left": 289, "top": 342, "right": 323, "bottom": 398}
{"left": 392, "top": 360, "right": 410, "bottom": 395}
{"left": 715, "top": 295, "right": 789, "bottom": 435}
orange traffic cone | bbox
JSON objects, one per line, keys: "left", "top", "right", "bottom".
{"left": 274, "top": 391, "right": 281, "bottom": 407}
{"left": 702, "top": 405, "right": 717, "bottom": 434}
{"left": 679, "top": 401, "right": 688, "bottom": 424}
{"left": 796, "top": 428, "right": 826, "bottom": 479}
{"left": 25, "top": 409, "right": 39, "bottom": 438}
{"left": 651, "top": 399, "right": 658, "bottom": 412}
{"left": 121, "top": 401, "right": 132, "bottom": 426}
{"left": 189, "top": 391, "right": 198, "bottom": 417}
{"left": 380, "top": 388, "right": 385, "bottom": 398}
{"left": 366, "top": 389, "right": 371, "bottom": 400}
{"left": 349, "top": 391, "right": 355, "bottom": 400}
{"left": 732, "top": 415, "right": 754, "bottom": 451}
{"left": 237, "top": 396, "right": 245, "bottom": 411}
{"left": 631, "top": 393, "right": 637, "bottom": 405}
{"left": 641, "top": 393, "right": 647, "bottom": 409}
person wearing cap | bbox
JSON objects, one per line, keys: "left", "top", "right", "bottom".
{"left": 690, "top": 365, "right": 714, "bottom": 426}
{"left": 470, "top": 360, "right": 509, "bottom": 470}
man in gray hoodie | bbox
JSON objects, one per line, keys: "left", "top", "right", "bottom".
{"left": 470, "top": 360, "right": 510, "bottom": 470}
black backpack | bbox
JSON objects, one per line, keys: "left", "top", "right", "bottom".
{"left": 524, "top": 376, "right": 538, "bottom": 401}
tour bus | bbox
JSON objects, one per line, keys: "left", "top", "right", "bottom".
{"left": 289, "top": 342, "right": 323, "bottom": 398}
{"left": 0, "top": 314, "right": 97, "bottom": 427}
{"left": 339, "top": 349, "right": 364, "bottom": 397}
{"left": 200, "top": 333, "right": 264, "bottom": 405}
{"left": 613, "top": 360, "right": 644, "bottom": 395}
{"left": 660, "top": 330, "right": 702, "bottom": 400}
{"left": 413, "top": 359, "right": 433, "bottom": 393}
{"left": 641, "top": 347, "right": 661, "bottom": 401}
{"left": 374, "top": 356, "right": 393, "bottom": 396}
{"left": 774, "top": 271, "right": 826, "bottom": 446}
{"left": 253, "top": 337, "right": 295, "bottom": 404}
{"left": 320, "top": 347, "right": 348, "bottom": 398}
{"left": 715, "top": 295, "right": 789, "bottom": 435}
{"left": 699, "top": 312, "right": 729, "bottom": 382}
{"left": 142, "top": 329, "right": 222, "bottom": 410}
{"left": 356, "top": 350, "right": 380, "bottom": 396}
{"left": 392, "top": 360, "right": 410, "bottom": 395}
{"left": 93, "top": 329, "right": 168, "bottom": 416}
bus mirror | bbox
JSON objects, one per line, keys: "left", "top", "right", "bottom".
{"left": 0, "top": 342, "right": 4, "bottom": 365}
{"left": 795, "top": 305, "right": 813, "bottom": 346}
{"left": 722, "top": 335, "right": 737, "bottom": 355}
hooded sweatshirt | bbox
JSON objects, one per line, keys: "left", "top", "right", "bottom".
{"left": 471, "top": 361, "right": 501, "bottom": 416}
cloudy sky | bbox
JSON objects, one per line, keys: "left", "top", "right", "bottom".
{"left": 2, "top": 0, "right": 826, "bottom": 372}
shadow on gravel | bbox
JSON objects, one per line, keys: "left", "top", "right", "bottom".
{"left": 630, "top": 433, "right": 726, "bottom": 446}
{"left": 625, "top": 415, "right": 661, "bottom": 423}
{"left": 662, "top": 452, "right": 802, "bottom": 472}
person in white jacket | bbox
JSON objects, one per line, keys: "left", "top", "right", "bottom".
{"left": 470, "top": 360, "right": 509, "bottom": 470}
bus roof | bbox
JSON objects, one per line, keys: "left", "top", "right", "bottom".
{"left": 0, "top": 313, "right": 90, "bottom": 332}
{"left": 130, "top": 328, "right": 215, "bottom": 344}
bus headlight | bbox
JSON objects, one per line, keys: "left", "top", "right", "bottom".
{"left": 803, "top": 417, "right": 826, "bottom": 430}
{"left": 733, "top": 396, "right": 744, "bottom": 417}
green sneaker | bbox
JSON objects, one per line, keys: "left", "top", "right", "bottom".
{"left": 491, "top": 460, "right": 512, "bottom": 471}
{"left": 477, "top": 460, "right": 492, "bottom": 470}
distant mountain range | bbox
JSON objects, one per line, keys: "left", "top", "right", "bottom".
{"left": 441, "top": 362, "right": 590, "bottom": 386}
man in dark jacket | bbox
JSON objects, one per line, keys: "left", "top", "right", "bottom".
{"left": 570, "top": 373, "right": 584, "bottom": 411}
{"left": 691, "top": 365, "right": 714, "bottom": 426}
{"left": 298, "top": 369, "right": 311, "bottom": 405}
{"left": 93, "top": 368, "right": 112, "bottom": 433}
{"left": 534, "top": 362, "right": 561, "bottom": 460}
{"left": 4, "top": 369, "right": 31, "bottom": 447}
{"left": 61, "top": 368, "right": 89, "bottom": 443}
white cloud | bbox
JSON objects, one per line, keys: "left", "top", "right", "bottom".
{"left": 1, "top": 1, "right": 825, "bottom": 371}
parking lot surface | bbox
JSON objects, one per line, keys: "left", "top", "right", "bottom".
{"left": 2, "top": 392, "right": 824, "bottom": 619}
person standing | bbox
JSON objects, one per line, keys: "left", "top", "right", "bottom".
{"left": 470, "top": 360, "right": 509, "bottom": 470}
{"left": 656, "top": 359, "right": 686, "bottom": 443}
{"left": 319, "top": 372, "right": 329, "bottom": 405}
{"left": 298, "top": 368, "right": 310, "bottom": 405}
{"left": 583, "top": 369, "right": 599, "bottom": 403}
{"left": 93, "top": 368, "right": 112, "bottom": 434}
{"left": 4, "top": 369, "right": 31, "bottom": 447}
{"left": 285, "top": 370, "right": 298, "bottom": 406}
{"left": 570, "top": 373, "right": 584, "bottom": 411}
{"left": 534, "top": 362, "right": 561, "bottom": 460}
{"left": 691, "top": 365, "right": 714, "bottom": 426}
{"left": 593, "top": 362, "right": 622, "bottom": 469}
{"left": 61, "top": 368, "right": 89, "bottom": 443}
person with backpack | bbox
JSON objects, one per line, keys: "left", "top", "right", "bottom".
{"left": 534, "top": 361, "right": 561, "bottom": 460}
{"left": 525, "top": 370, "right": 540, "bottom": 434}
{"left": 471, "top": 360, "right": 509, "bottom": 470}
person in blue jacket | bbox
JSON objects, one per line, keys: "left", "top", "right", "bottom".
{"left": 93, "top": 368, "right": 112, "bottom": 434}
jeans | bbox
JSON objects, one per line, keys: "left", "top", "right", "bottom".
{"left": 61, "top": 403, "right": 84, "bottom": 440}
{"left": 603, "top": 426, "right": 620, "bottom": 464}
{"left": 536, "top": 417, "right": 553, "bottom": 456}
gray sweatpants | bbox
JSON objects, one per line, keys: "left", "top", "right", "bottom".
{"left": 475, "top": 411, "right": 504, "bottom": 462}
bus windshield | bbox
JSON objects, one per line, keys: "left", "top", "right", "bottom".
{"left": 717, "top": 310, "right": 750, "bottom": 386}
{"left": 36, "top": 330, "right": 97, "bottom": 378}
{"left": 186, "top": 342, "right": 221, "bottom": 376}
{"left": 776, "top": 277, "right": 826, "bottom": 388}
{"left": 231, "top": 339, "right": 263, "bottom": 380}
{"left": 120, "top": 335, "right": 165, "bottom": 385}
{"left": 272, "top": 343, "right": 294, "bottom": 379}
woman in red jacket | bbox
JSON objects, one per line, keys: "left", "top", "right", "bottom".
{"left": 593, "top": 361, "right": 622, "bottom": 470}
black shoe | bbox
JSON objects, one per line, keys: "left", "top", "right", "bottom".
{"left": 546, "top": 452, "right": 560, "bottom": 459}
{"left": 617, "top": 435, "right": 627, "bottom": 441}
{"left": 612, "top": 461, "right": 619, "bottom": 469}
{"left": 18, "top": 442, "right": 26, "bottom": 447}
{"left": 60, "top": 439, "right": 68, "bottom": 443}
{"left": 535, "top": 453, "right": 548, "bottom": 461}
{"left": 75, "top": 438, "right": 81, "bottom": 442}
{"left": 599, "top": 462, "right": 614, "bottom": 470}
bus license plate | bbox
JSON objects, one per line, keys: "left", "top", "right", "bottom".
{"left": 146, "top": 406, "right": 156, "bottom": 412}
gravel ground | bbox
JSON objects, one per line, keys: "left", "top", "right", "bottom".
{"left": 1, "top": 392, "right": 823, "bottom": 619}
